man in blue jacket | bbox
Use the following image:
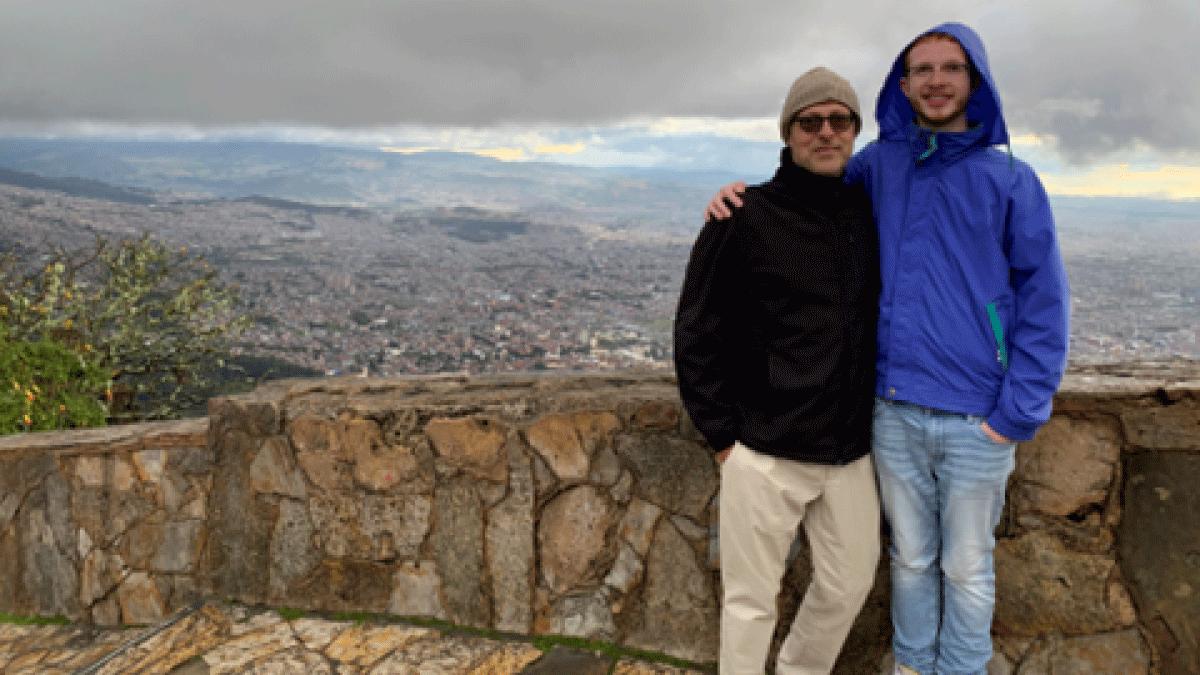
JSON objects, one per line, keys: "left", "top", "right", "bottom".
{"left": 704, "top": 23, "right": 1070, "bottom": 675}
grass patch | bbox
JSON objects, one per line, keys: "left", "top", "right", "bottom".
{"left": 330, "top": 611, "right": 380, "bottom": 626}
{"left": 0, "top": 613, "right": 70, "bottom": 626}
{"left": 530, "top": 633, "right": 704, "bottom": 674}
{"left": 276, "top": 607, "right": 307, "bottom": 621}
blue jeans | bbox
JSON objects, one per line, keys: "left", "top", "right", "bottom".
{"left": 872, "top": 398, "right": 1016, "bottom": 675}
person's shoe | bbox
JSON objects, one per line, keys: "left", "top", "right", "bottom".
{"left": 893, "top": 664, "right": 919, "bottom": 675}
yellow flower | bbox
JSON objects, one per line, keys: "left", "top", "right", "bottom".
{"left": 59, "top": 405, "right": 66, "bottom": 413}
{"left": 22, "top": 414, "right": 31, "bottom": 426}
{"left": 26, "top": 392, "right": 35, "bottom": 402}
{"left": 65, "top": 319, "right": 73, "bottom": 329}
{"left": 10, "top": 382, "right": 18, "bottom": 391}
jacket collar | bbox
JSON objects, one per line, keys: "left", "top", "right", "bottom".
{"left": 762, "top": 148, "right": 847, "bottom": 203}
{"left": 907, "top": 120, "right": 990, "bottom": 165}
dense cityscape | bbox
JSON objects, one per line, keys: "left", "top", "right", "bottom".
{"left": 2, "top": 181, "right": 1198, "bottom": 378}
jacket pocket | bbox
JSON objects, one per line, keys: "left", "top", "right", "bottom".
{"left": 985, "top": 300, "right": 1009, "bottom": 372}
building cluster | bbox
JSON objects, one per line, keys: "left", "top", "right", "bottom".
{"left": 220, "top": 209, "right": 687, "bottom": 376}
{"left": 2, "top": 184, "right": 1198, "bottom": 377}
{"left": 1065, "top": 250, "right": 1200, "bottom": 362}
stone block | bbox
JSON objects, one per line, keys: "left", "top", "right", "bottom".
{"left": 74, "top": 456, "right": 108, "bottom": 489}
{"left": 289, "top": 417, "right": 355, "bottom": 491}
{"left": 116, "top": 571, "right": 164, "bottom": 625}
{"left": 487, "top": 439, "right": 535, "bottom": 633}
{"left": 249, "top": 436, "right": 308, "bottom": 499}
{"left": 589, "top": 442, "right": 622, "bottom": 486}
{"left": 80, "top": 547, "right": 125, "bottom": 607}
{"left": 603, "top": 542, "right": 644, "bottom": 605}
{"left": 618, "top": 498, "right": 661, "bottom": 557}
{"left": 131, "top": 449, "right": 166, "bottom": 484}
{"left": 286, "top": 559, "right": 392, "bottom": 613}
{"left": 388, "top": 560, "right": 447, "bottom": 619}
{"left": 1121, "top": 405, "right": 1200, "bottom": 450}
{"left": 630, "top": 400, "right": 680, "bottom": 431}
{"left": 208, "top": 395, "right": 282, "bottom": 438}
{"left": 353, "top": 441, "right": 419, "bottom": 492}
{"left": 431, "top": 476, "right": 488, "bottom": 627}
{"left": 124, "top": 517, "right": 204, "bottom": 574}
{"left": 994, "top": 531, "right": 1126, "bottom": 636}
{"left": 624, "top": 519, "right": 718, "bottom": 663}
{"left": 307, "top": 491, "right": 432, "bottom": 561}
{"left": 538, "top": 485, "right": 618, "bottom": 595}
{"left": 526, "top": 412, "right": 619, "bottom": 484}
{"left": 543, "top": 589, "right": 616, "bottom": 641}
{"left": 21, "top": 493, "right": 80, "bottom": 619}
{"left": 615, "top": 434, "right": 717, "bottom": 520}
{"left": 207, "top": 428, "right": 274, "bottom": 604}
{"left": 1013, "top": 417, "right": 1119, "bottom": 518}
{"left": 1015, "top": 631, "right": 1149, "bottom": 674}
{"left": 268, "top": 498, "right": 320, "bottom": 600}
{"left": 426, "top": 416, "right": 509, "bottom": 483}
{"left": 1120, "top": 453, "right": 1200, "bottom": 674}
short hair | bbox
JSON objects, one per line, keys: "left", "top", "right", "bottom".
{"left": 904, "top": 32, "right": 981, "bottom": 90}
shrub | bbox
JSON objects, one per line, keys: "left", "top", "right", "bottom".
{"left": 0, "top": 326, "right": 108, "bottom": 434}
{"left": 0, "top": 234, "right": 249, "bottom": 423}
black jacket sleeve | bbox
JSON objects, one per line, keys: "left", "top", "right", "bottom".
{"left": 674, "top": 211, "right": 742, "bottom": 453}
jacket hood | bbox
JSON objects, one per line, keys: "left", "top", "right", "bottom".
{"left": 875, "top": 22, "right": 1009, "bottom": 147}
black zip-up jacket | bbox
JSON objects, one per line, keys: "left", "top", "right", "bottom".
{"left": 674, "top": 148, "right": 879, "bottom": 465}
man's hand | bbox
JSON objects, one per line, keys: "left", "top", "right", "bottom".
{"left": 715, "top": 445, "right": 733, "bottom": 465}
{"left": 704, "top": 182, "right": 747, "bottom": 221}
{"left": 981, "top": 421, "right": 1014, "bottom": 444}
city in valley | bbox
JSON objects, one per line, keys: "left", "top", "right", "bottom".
{"left": 0, "top": 142, "right": 1197, "bottom": 379}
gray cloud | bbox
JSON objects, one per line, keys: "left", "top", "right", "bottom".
{"left": 983, "top": 0, "right": 1200, "bottom": 164}
{"left": 0, "top": 0, "right": 1195, "bottom": 165}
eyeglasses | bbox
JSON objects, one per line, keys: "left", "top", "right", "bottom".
{"left": 906, "top": 62, "right": 970, "bottom": 80}
{"left": 791, "top": 113, "right": 856, "bottom": 134}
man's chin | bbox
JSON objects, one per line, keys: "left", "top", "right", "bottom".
{"left": 916, "top": 107, "right": 967, "bottom": 130}
{"left": 813, "top": 164, "right": 846, "bottom": 177}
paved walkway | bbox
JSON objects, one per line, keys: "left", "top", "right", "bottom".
{"left": 0, "top": 603, "right": 711, "bottom": 675}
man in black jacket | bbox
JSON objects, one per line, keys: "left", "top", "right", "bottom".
{"left": 674, "top": 67, "right": 880, "bottom": 675}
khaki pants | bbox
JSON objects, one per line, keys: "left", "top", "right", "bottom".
{"left": 719, "top": 442, "right": 880, "bottom": 675}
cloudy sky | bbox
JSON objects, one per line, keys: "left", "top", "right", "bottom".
{"left": 1, "top": 0, "right": 1197, "bottom": 199}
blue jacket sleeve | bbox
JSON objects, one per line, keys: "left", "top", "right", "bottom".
{"left": 986, "top": 165, "right": 1070, "bottom": 441}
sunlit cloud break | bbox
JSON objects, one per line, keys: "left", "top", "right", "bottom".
{"left": 534, "top": 143, "right": 586, "bottom": 156}
{"left": 1042, "top": 164, "right": 1200, "bottom": 202}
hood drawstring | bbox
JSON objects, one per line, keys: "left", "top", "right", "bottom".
{"left": 918, "top": 132, "right": 938, "bottom": 163}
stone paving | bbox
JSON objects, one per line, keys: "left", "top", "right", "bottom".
{"left": 0, "top": 602, "right": 711, "bottom": 675}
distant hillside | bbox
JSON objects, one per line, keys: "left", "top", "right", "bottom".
{"left": 0, "top": 137, "right": 740, "bottom": 237}
{"left": 1, "top": 136, "right": 1196, "bottom": 245}
{"left": 0, "top": 167, "right": 155, "bottom": 204}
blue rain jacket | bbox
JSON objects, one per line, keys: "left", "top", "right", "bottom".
{"left": 845, "top": 22, "right": 1070, "bottom": 441}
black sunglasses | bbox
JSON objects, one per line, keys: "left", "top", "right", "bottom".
{"left": 792, "top": 113, "right": 856, "bottom": 134}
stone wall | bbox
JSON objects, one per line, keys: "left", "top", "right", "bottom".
{"left": 0, "top": 363, "right": 1197, "bottom": 674}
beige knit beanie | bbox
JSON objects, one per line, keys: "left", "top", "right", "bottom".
{"left": 779, "top": 67, "right": 861, "bottom": 140}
